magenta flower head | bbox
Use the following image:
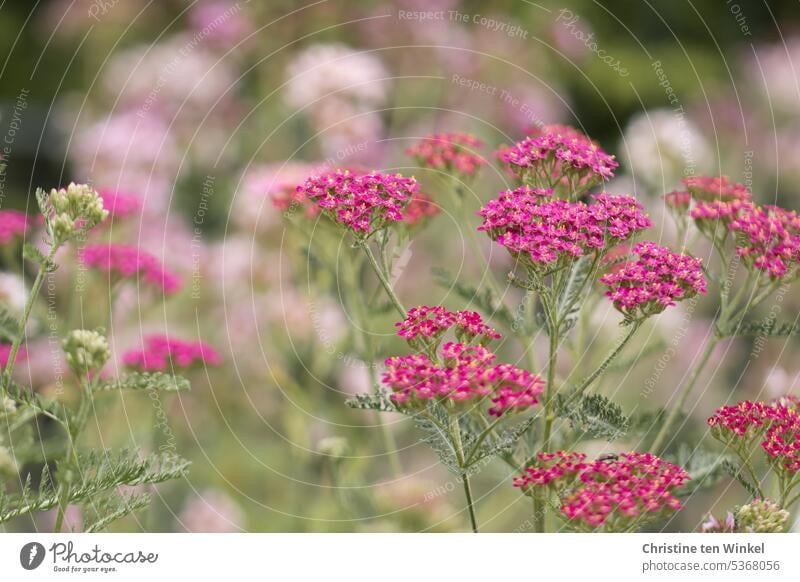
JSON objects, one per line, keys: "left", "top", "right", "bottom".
{"left": 79, "top": 243, "right": 182, "bottom": 294}
{"left": 395, "top": 305, "right": 501, "bottom": 350}
{"left": 0, "top": 210, "right": 31, "bottom": 245}
{"left": 478, "top": 191, "right": 650, "bottom": 273}
{"left": 383, "top": 341, "right": 543, "bottom": 417}
{"left": 97, "top": 188, "right": 142, "bottom": 221}
{"left": 406, "top": 133, "right": 485, "bottom": 178}
{"left": 497, "top": 125, "right": 618, "bottom": 195}
{"left": 683, "top": 175, "right": 751, "bottom": 202}
{"left": 123, "top": 334, "right": 221, "bottom": 372}
{"left": 0, "top": 343, "right": 26, "bottom": 367}
{"left": 664, "top": 190, "right": 691, "bottom": 211}
{"left": 708, "top": 397, "right": 800, "bottom": 475}
{"left": 297, "top": 169, "right": 419, "bottom": 237}
{"left": 402, "top": 192, "right": 440, "bottom": 227}
{"left": 599, "top": 242, "right": 707, "bottom": 322}
{"left": 728, "top": 204, "right": 800, "bottom": 279}
{"left": 514, "top": 451, "right": 690, "bottom": 531}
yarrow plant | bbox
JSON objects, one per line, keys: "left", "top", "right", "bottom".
{"left": 288, "top": 118, "right": 800, "bottom": 534}
{"left": 0, "top": 184, "right": 198, "bottom": 532}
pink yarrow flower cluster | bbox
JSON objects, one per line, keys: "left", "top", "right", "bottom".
{"left": 599, "top": 242, "right": 707, "bottom": 321}
{"left": 396, "top": 306, "right": 501, "bottom": 345}
{"left": 383, "top": 342, "right": 543, "bottom": 417}
{"left": 402, "top": 192, "right": 440, "bottom": 226}
{"left": 728, "top": 204, "right": 800, "bottom": 279}
{"left": 497, "top": 125, "right": 618, "bottom": 190}
{"left": 123, "top": 334, "right": 221, "bottom": 371}
{"left": 478, "top": 191, "right": 651, "bottom": 269}
{"left": 0, "top": 210, "right": 31, "bottom": 244}
{"left": 513, "top": 451, "right": 690, "bottom": 531}
{"left": 298, "top": 169, "right": 419, "bottom": 234}
{"left": 97, "top": 188, "right": 142, "bottom": 220}
{"left": 406, "top": 133, "right": 485, "bottom": 177}
{"left": 708, "top": 397, "right": 800, "bottom": 473}
{"left": 79, "top": 244, "right": 182, "bottom": 294}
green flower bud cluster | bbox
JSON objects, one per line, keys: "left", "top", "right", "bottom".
{"left": 735, "top": 499, "right": 789, "bottom": 533}
{"left": 48, "top": 183, "right": 108, "bottom": 242}
{"left": 63, "top": 329, "right": 111, "bottom": 375}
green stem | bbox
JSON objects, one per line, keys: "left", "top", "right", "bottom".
{"left": 540, "top": 307, "right": 560, "bottom": 455}
{"left": 650, "top": 334, "right": 720, "bottom": 454}
{"left": 2, "top": 245, "right": 58, "bottom": 391}
{"left": 454, "top": 189, "right": 506, "bottom": 305}
{"left": 358, "top": 241, "right": 406, "bottom": 318}
{"left": 567, "top": 321, "right": 642, "bottom": 403}
{"left": 449, "top": 415, "right": 478, "bottom": 533}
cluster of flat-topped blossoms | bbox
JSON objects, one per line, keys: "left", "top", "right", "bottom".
{"left": 513, "top": 451, "right": 690, "bottom": 531}
{"left": 122, "top": 334, "right": 221, "bottom": 372}
{"left": 599, "top": 242, "right": 707, "bottom": 321}
{"left": 297, "top": 169, "right": 419, "bottom": 235}
{"left": 384, "top": 307, "right": 542, "bottom": 417}
{"left": 708, "top": 396, "right": 800, "bottom": 473}
{"left": 79, "top": 243, "right": 182, "bottom": 294}
{"left": 406, "top": 133, "right": 485, "bottom": 177}
{"left": 497, "top": 125, "right": 618, "bottom": 190}
{"left": 478, "top": 189, "right": 651, "bottom": 269}
{"left": 395, "top": 305, "right": 501, "bottom": 346}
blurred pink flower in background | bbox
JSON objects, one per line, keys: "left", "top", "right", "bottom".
{"left": 190, "top": 1, "right": 254, "bottom": 47}
{"left": 748, "top": 37, "right": 800, "bottom": 113}
{"left": 180, "top": 489, "right": 244, "bottom": 532}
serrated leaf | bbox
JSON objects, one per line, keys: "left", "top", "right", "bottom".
{"left": 82, "top": 491, "right": 151, "bottom": 533}
{"left": 415, "top": 403, "right": 460, "bottom": 474}
{"left": 94, "top": 372, "right": 190, "bottom": 393}
{"left": 556, "top": 393, "right": 629, "bottom": 440}
{"left": 556, "top": 254, "right": 594, "bottom": 332}
{"left": 721, "top": 459, "right": 761, "bottom": 499}
{"left": 345, "top": 391, "right": 399, "bottom": 413}
{"left": 671, "top": 444, "right": 730, "bottom": 496}
{"left": 432, "top": 267, "right": 517, "bottom": 331}
{"left": 22, "top": 243, "right": 55, "bottom": 271}
{"left": 723, "top": 319, "right": 800, "bottom": 337}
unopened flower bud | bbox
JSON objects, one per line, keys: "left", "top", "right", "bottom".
{"left": 48, "top": 183, "right": 108, "bottom": 242}
{"left": 63, "top": 329, "right": 110, "bottom": 375}
{"left": 735, "top": 499, "right": 789, "bottom": 533}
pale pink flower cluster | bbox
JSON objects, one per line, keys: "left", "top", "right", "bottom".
{"left": 708, "top": 397, "right": 800, "bottom": 473}
{"left": 298, "top": 169, "right": 419, "bottom": 234}
{"left": 79, "top": 244, "right": 182, "bottom": 294}
{"left": 395, "top": 305, "right": 501, "bottom": 344}
{"left": 513, "top": 451, "right": 690, "bottom": 530}
{"left": 0, "top": 210, "right": 31, "bottom": 244}
{"left": 478, "top": 190, "right": 651, "bottom": 268}
{"left": 599, "top": 242, "right": 707, "bottom": 320}
{"left": 402, "top": 193, "right": 440, "bottom": 226}
{"left": 497, "top": 125, "right": 618, "bottom": 186}
{"left": 406, "top": 133, "right": 485, "bottom": 177}
{"left": 383, "top": 341, "right": 543, "bottom": 417}
{"left": 122, "top": 334, "right": 221, "bottom": 372}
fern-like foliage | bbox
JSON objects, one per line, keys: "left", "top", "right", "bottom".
{"left": 671, "top": 444, "right": 731, "bottom": 496}
{"left": 0, "top": 302, "right": 20, "bottom": 343}
{"left": 0, "top": 450, "right": 189, "bottom": 524}
{"left": 556, "top": 393, "right": 629, "bottom": 440}
{"left": 556, "top": 255, "right": 594, "bottom": 332}
{"left": 345, "top": 391, "right": 398, "bottom": 413}
{"left": 94, "top": 372, "right": 190, "bottom": 393}
{"left": 722, "top": 319, "right": 800, "bottom": 337}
